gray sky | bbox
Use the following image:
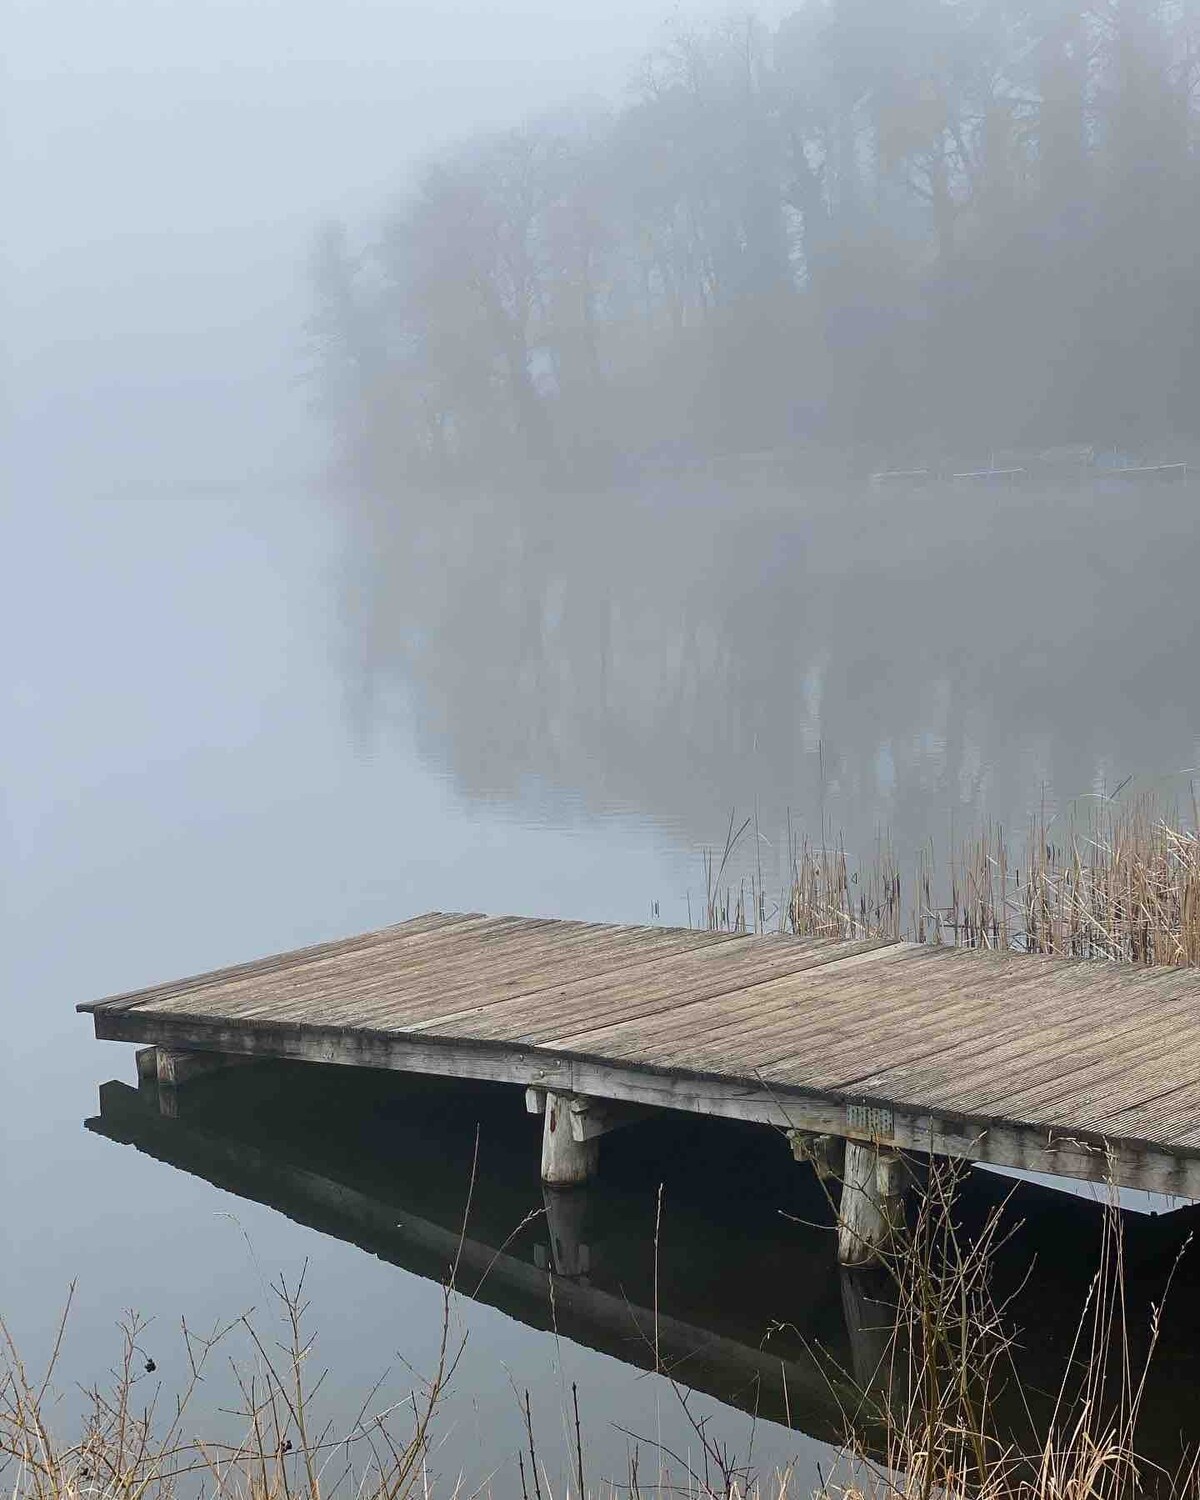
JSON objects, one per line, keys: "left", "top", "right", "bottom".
{"left": 6, "top": 0, "right": 793, "bottom": 424}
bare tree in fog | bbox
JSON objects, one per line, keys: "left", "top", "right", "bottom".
{"left": 308, "top": 222, "right": 381, "bottom": 410}
{"left": 312, "top": 0, "right": 1200, "bottom": 478}
{"left": 372, "top": 125, "right": 586, "bottom": 477}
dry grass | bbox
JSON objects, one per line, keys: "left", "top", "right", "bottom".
{"left": 937, "top": 794, "right": 1200, "bottom": 966}
{"left": 708, "top": 792, "right": 1200, "bottom": 967}
{"left": 5, "top": 1163, "right": 1195, "bottom": 1500}
{"left": 829, "top": 1160, "right": 1198, "bottom": 1500}
{"left": 1, "top": 1269, "right": 458, "bottom": 1500}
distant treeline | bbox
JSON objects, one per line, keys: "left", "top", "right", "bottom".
{"left": 311, "top": 1, "right": 1200, "bottom": 482}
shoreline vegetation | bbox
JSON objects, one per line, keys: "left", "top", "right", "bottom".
{"left": 4, "top": 1163, "right": 1196, "bottom": 1500}
{"left": 706, "top": 790, "right": 1200, "bottom": 968}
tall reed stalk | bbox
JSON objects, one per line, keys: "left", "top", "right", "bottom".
{"left": 821, "top": 1159, "right": 1197, "bottom": 1500}
{"left": 708, "top": 793, "right": 1200, "bottom": 967}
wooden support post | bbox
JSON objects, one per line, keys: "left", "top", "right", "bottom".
{"left": 541, "top": 1091, "right": 599, "bottom": 1185}
{"left": 837, "top": 1141, "right": 905, "bottom": 1268}
{"left": 135, "top": 1047, "right": 159, "bottom": 1087}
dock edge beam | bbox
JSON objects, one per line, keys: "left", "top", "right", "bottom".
{"left": 90, "top": 1010, "right": 1200, "bottom": 1202}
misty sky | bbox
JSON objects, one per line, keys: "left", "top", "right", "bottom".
{"left": 7, "top": 0, "right": 793, "bottom": 436}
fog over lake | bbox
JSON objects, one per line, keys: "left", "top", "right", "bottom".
{"left": 5, "top": 0, "right": 1200, "bottom": 1492}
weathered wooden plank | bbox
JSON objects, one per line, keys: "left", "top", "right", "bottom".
{"left": 145, "top": 930, "right": 865, "bottom": 1045}
{"left": 759, "top": 962, "right": 1200, "bottom": 1097}
{"left": 910, "top": 1001, "right": 1200, "bottom": 1122}
{"left": 87, "top": 913, "right": 496, "bottom": 1017}
{"left": 148, "top": 921, "right": 740, "bottom": 1028}
{"left": 1048, "top": 1061, "right": 1200, "bottom": 1145}
{"left": 143, "top": 916, "right": 582, "bottom": 1019}
{"left": 885, "top": 972, "right": 1200, "bottom": 1106}
{"left": 447, "top": 939, "right": 909, "bottom": 1049}
{"left": 140, "top": 915, "right": 693, "bottom": 1022}
{"left": 589, "top": 962, "right": 983, "bottom": 1063}
{"left": 267, "top": 925, "right": 747, "bottom": 1030}
{"left": 400, "top": 933, "right": 863, "bottom": 1039}
{"left": 758, "top": 976, "right": 1194, "bottom": 1102}
{"left": 538, "top": 941, "right": 916, "bottom": 1053}
{"left": 80, "top": 912, "right": 486, "bottom": 1014}
{"left": 558, "top": 949, "right": 1014, "bottom": 1073}
{"left": 568, "top": 945, "right": 1033, "bottom": 1053}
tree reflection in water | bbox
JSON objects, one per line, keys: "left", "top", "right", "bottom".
{"left": 333, "top": 472, "right": 1200, "bottom": 880}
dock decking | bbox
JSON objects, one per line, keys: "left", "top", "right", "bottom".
{"left": 80, "top": 912, "right": 1200, "bottom": 1212}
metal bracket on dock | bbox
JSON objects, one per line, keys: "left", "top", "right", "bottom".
{"left": 846, "top": 1104, "right": 895, "bottom": 1143}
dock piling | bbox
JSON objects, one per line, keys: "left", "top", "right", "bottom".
{"left": 541, "top": 1091, "right": 600, "bottom": 1185}
{"left": 837, "top": 1142, "right": 906, "bottom": 1267}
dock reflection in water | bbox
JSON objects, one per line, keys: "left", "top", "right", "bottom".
{"left": 87, "top": 1063, "right": 1200, "bottom": 1468}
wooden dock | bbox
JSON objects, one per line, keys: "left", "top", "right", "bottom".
{"left": 80, "top": 912, "right": 1200, "bottom": 1264}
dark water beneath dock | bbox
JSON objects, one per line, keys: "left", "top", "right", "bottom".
{"left": 80, "top": 1063, "right": 1200, "bottom": 1484}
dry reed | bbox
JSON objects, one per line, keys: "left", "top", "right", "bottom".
{"left": 809, "top": 1157, "right": 1199, "bottom": 1500}
{"left": 1, "top": 1268, "right": 459, "bottom": 1500}
{"left": 707, "top": 792, "right": 1200, "bottom": 967}
{"left": 6, "top": 1166, "right": 1195, "bottom": 1500}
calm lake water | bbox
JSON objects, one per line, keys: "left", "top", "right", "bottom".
{"left": 7, "top": 27, "right": 1200, "bottom": 1489}
{"left": 7, "top": 373, "right": 1200, "bottom": 1488}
